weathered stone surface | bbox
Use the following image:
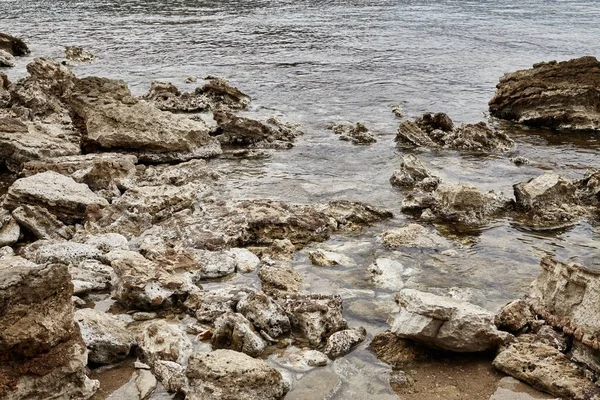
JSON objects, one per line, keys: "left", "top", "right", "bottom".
{"left": 379, "top": 223, "right": 443, "bottom": 249}
{"left": 11, "top": 205, "right": 73, "bottom": 240}
{"left": 0, "top": 118, "right": 81, "bottom": 173}
{"left": 324, "top": 327, "right": 366, "bottom": 359}
{"left": 0, "top": 33, "right": 29, "bottom": 56}
{"left": 185, "top": 349, "right": 288, "bottom": 400}
{"left": 369, "top": 331, "right": 428, "bottom": 367}
{"left": 198, "top": 77, "right": 251, "bottom": 110}
{"left": 281, "top": 294, "right": 347, "bottom": 346}
{"left": 493, "top": 341, "right": 600, "bottom": 400}
{"left": 74, "top": 308, "right": 134, "bottom": 365}
{"left": 308, "top": 249, "right": 354, "bottom": 267}
{"left": 390, "top": 154, "right": 440, "bottom": 190}
{"left": 143, "top": 81, "right": 208, "bottom": 113}
{"left": 286, "top": 369, "right": 342, "bottom": 400}
{"left": 211, "top": 312, "right": 267, "bottom": 357}
{"left": 184, "top": 287, "right": 250, "bottom": 323}
{"left": 489, "top": 56, "right": 600, "bottom": 131}
{"left": 570, "top": 340, "right": 600, "bottom": 376}
{"left": 529, "top": 256, "right": 600, "bottom": 350}
{"left": 106, "top": 369, "right": 156, "bottom": 400}
{"left": 227, "top": 247, "right": 260, "bottom": 273}
{"left": 494, "top": 299, "right": 536, "bottom": 333}
{"left": 0, "top": 49, "right": 14, "bottom": 68}
{"left": 236, "top": 291, "right": 291, "bottom": 338}
{"left": 0, "top": 209, "right": 19, "bottom": 247}
{"left": 367, "top": 257, "right": 407, "bottom": 291}
{"left": 259, "top": 262, "right": 303, "bottom": 296}
{"left": 24, "top": 240, "right": 102, "bottom": 265}
{"left": 3, "top": 171, "right": 108, "bottom": 224}
{"left": 389, "top": 289, "right": 512, "bottom": 352}
{"left": 152, "top": 360, "right": 187, "bottom": 393}
{"left": 69, "top": 76, "right": 222, "bottom": 162}
{"left": 64, "top": 46, "right": 95, "bottom": 63}
{"left": 138, "top": 320, "right": 192, "bottom": 366}
{"left": 69, "top": 259, "right": 112, "bottom": 295}
{"left": 213, "top": 110, "right": 303, "bottom": 149}
{"left": 0, "top": 73, "right": 10, "bottom": 107}
{"left": 328, "top": 122, "right": 377, "bottom": 145}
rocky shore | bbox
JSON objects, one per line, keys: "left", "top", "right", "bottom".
{"left": 1, "top": 35, "right": 600, "bottom": 400}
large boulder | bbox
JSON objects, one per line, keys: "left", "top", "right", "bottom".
{"left": 0, "top": 256, "right": 98, "bottom": 399}
{"left": 489, "top": 56, "right": 600, "bottom": 131}
{"left": 388, "top": 289, "right": 512, "bottom": 352}
{"left": 0, "top": 33, "right": 29, "bottom": 56}
{"left": 185, "top": 349, "right": 288, "bottom": 400}
{"left": 3, "top": 171, "right": 108, "bottom": 224}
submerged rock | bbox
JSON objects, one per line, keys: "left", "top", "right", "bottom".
{"left": 185, "top": 349, "right": 288, "bottom": 400}
{"left": 389, "top": 289, "right": 512, "bottom": 352}
{"left": 308, "top": 249, "right": 354, "bottom": 267}
{"left": 324, "top": 327, "right": 367, "bottom": 359}
{"left": 489, "top": 56, "right": 600, "bottom": 131}
{"left": 236, "top": 291, "right": 291, "bottom": 338}
{"left": 328, "top": 122, "right": 377, "bottom": 145}
{"left": 0, "top": 33, "right": 30, "bottom": 56}
{"left": 64, "top": 46, "right": 96, "bottom": 63}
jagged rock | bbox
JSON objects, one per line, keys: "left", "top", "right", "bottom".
{"left": 0, "top": 208, "right": 19, "bottom": 247}
{"left": 213, "top": 110, "right": 303, "bottom": 149}
{"left": 493, "top": 341, "right": 600, "bottom": 400}
{"left": 281, "top": 294, "right": 347, "bottom": 346}
{"left": 236, "top": 291, "right": 291, "bottom": 338}
{"left": 199, "top": 77, "right": 251, "bottom": 110}
{"left": 23, "top": 240, "right": 102, "bottom": 265}
{"left": 69, "top": 259, "right": 112, "bottom": 295}
{"left": 324, "top": 327, "right": 367, "bottom": 359}
{"left": 185, "top": 349, "right": 288, "bottom": 400}
{"left": 529, "top": 256, "right": 600, "bottom": 351}
{"left": 22, "top": 153, "right": 137, "bottom": 196}
{"left": 396, "top": 113, "right": 513, "bottom": 152}
{"left": 308, "top": 249, "right": 354, "bottom": 267}
{"left": 570, "top": 341, "right": 600, "bottom": 376}
{"left": 0, "top": 117, "right": 81, "bottom": 172}
{"left": 495, "top": 299, "right": 536, "bottom": 333}
{"left": 0, "top": 33, "right": 29, "bottom": 56}
{"left": 84, "top": 233, "right": 129, "bottom": 252}
{"left": 514, "top": 173, "right": 585, "bottom": 227}
{"left": 3, "top": 171, "right": 108, "bottom": 224}
{"left": 389, "top": 289, "right": 512, "bottom": 352}
{"left": 106, "top": 369, "right": 156, "bottom": 400}
{"left": 328, "top": 122, "right": 377, "bottom": 145}
{"left": 64, "top": 46, "right": 95, "bottom": 63}
{"left": 136, "top": 158, "right": 219, "bottom": 187}
{"left": 0, "top": 50, "right": 14, "bottom": 68}
{"left": 489, "top": 56, "right": 600, "bottom": 131}
{"left": 259, "top": 262, "right": 303, "bottom": 296}
{"left": 211, "top": 312, "right": 267, "bottom": 357}
{"left": 367, "top": 258, "right": 408, "bottom": 291}
{"left": 69, "top": 76, "right": 222, "bottom": 162}
{"left": 369, "top": 331, "right": 428, "bottom": 367}
{"left": 227, "top": 248, "right": 260, "bottom": 273}
{"left": 11, "top": 204, "right": 73, "bottom": 240}
{"left": 138, "top": 320, "right": 192, "bottom": 366}
{"left": 152, "top": 360, "right": 187, "bottom": 393}
{"left": 286, "top": 369, "right": 342, "bottom": 400}
{"left": 142, "top": 81, "right": 208, "bottom": 113}
{"left": 0, "top": 73, "right": 10, "bottom": 107}
{"left": 184, "top": 287, "right": 250, "bottom": 323}
{"left": 390, "top": 154, "right": 440, "bottom": 190}
{"left": 0, "top": 256, "right": 98, "bottom": 399}
{"left": 391, "top": 104, "right": 404, "bottom": 117}
{"left": 379, "top": 223, "right": 443, "bottom": 249}
{"left": 74, "top": 308, "right": 134, "bottom": 365}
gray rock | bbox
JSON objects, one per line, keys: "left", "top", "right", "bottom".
{"left": 328, "top": 122, "right": 377, "bottom": 145}
{"left": 106, "top": 369, "right": 156, "bottom": 400}
{"left": 236, "top": 291, "right": 291, "bottom": 338}
{"left": 227, "top": 247, "right": 260, "bottom": 273}
{"left": 211, "top": 312, "right": 267, "bottom": 357}
{"left": 64, "top": 46, "right": 96, "bottom": 63}
{"left": 0, "top": 49, "right": 14, "bottom": 67}
{"left": 308, "top": 249, "right": 354, "bottom": 267}
{"left": 25, "top": 240, "right": 102, "bottom": 265}
{"left": 324, "top": 327, "right": 367, "bottom": 359}
{"left": 389, "top": 289, "right": 512, "bottom": 352}
{"left": 11, "top": 204, "right": 73, "bottom": 240}
{"left": 367, "top": 258, "right": 407, "bottom": 291}
{"left": 69, "top": 259, "right": 112, "bottom": 295}
{"left": 259, "top": 262, "right": 303, "bottom": 296}
{"left": 138, "top": 320, "right": 192, "bottom": 366}
{"left": 390, "top": 154, "right": 440, "bottom": 190}
{"left": 184, "top": 287, "right": 249, "bottom": 323}
{"left": 0, "top": 208, "right": 19, "bottom": 247}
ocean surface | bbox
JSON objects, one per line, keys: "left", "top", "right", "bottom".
{"left": 2, "top": 1, "right": 600, "bottom": 398}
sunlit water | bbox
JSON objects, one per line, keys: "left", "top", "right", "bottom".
{"left": 2, "top": 0, "right": 600, "bottom": 398}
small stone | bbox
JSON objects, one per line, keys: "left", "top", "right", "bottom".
{"left": 324, "top": 327, "right": 367, "bottom": 359}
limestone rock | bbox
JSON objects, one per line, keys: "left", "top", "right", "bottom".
{"left": 227, "top": 247, "right": 260, "bottom": 273}
{"left": 142, "top": 81, "right": 208, "bottom": 113}
{"left": 308, "top": 249, "right": 354, "bottom": 267}
{"left": 281, "top": 293, "right": 347, "bottom": 346}
{"left": 24, "top": 240, "right": 102, "bottom": 265}
{"left": 185, "top": 349, "right": 288, "bottom": 400}
{"left": 198, "top": 77, "right": 251, "bottom": 110}
{"left": 138, "top": 320, "right": 192, "bottom": 366}
{"left": 74, "top": 308, "right": 134, "bottom": 365}
{"left": 493, "top": 341, "right": 600, "bottom": 400}
{"left": 69, "top": 259, "right": 113, "bottom": 295}
{"left": 184, "top": 287, "right": 250, "bottom": 323}
{"left": 0, "top": 49, "right": 14, "bottom": 68}
{"left": 390, "top": 154, "right": 440, "bottom": 190}
{"left": 236, "top": 291, "right": 291, "bottom": 338}
{"left": 211, "top": 312, "right": 267, "bottom": 357}
{"left": 324, "top": 327, "right": 367, "bottom": 359}
{"left": 0, "top": 33, "right": 29, "bottom": 56}
{"left": 389, "top": 289, "right": 512, "bottom": 352}
{"left": 328, "top": 122, "right": 377, "bottom": 145}
{"left": 369, "top": 331, "right": 428, "bottom": 367}
{"left": 152, "top": 360, "right": 187, "bottom": 393}
{"left": 0, "top": 209, "right": 19, "bottom": 247}
{"left": 3, "top": 171, "right": 108, "bottom": 224}
{"left": 64, "top": 46, "right": 95, "bottom": 63}
{"left": 489, "top": 56, "right": 600, "bottom": 131}
{"left": 379, "top": 223, "right": 443, "bottom": 249}
{"left": 11, "top": 204, "right": 73, "bottom": 240}
{"left": 259, "top": 262, "right": 303, "bottom": 296}
{"left": 495, "top": 299, "right": 536, "bottom": 333}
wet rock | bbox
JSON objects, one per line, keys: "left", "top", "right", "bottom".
{"left": 236, "top": 291, "right": 291, "bottom": 338}
{"left": 186, "top": 350, "right": 288, "bottom": 400}
{"left": 272, "top": 347, "right": 329, "bottom": 371}
{"left": 0, "top": 256, "right": 98, "bottom": 399}
{"left": 259, "top": 262, "right": 303, "bottom": 296}
{"left": 308, "top": 249, "right": 354, "bottom": 267}
{"left": 199, "top": 76, "right": 251, "bottom": 110}
{"left": 153, "top": 360, "right": 187, "bottom": 393}
{"left": 367, "top": 257, "right": 408, "bottom": 291}
{"left": 227, "top": 247, "right": 260, "bottom": 273}
{"left": 211, "top": 312, "right": 267, "bottom": 357}
{"left": 136, "top": 158, "right": 219, "bottom": 187}
{"left": 69, "top": 76, "right": 222, "bottom": 163}
{"left": 74, "top": 308, "right": 134, "bottom": 365}
{"left": 281, "top": 293, "right": 347, "bottom": 346}
{"left": 0, "top": 73, "right": 10, "bottom": 107}
{"left": 286, "top": 369, "right": 342, "bottom": 400}
{"left": 213, "top": 110, "right": 303, "bottom": 149}
{"left": 0, "top": 49, "right": 15, "bottom": 68}
{"left": 0, "top": 208, "right": 19, "bottom": 247}
{"left": 379, "top": 223, "right": 443, "bottom": 249}
{"left": 64, "top": 46, "right": 96, "bottom": 63}
{"left": 0, "top": 33, "right": 30, "bottom": 56}
{"left": 324, "top": 327, "right": 366, "bottom": 359}
{"left": 328, "top": 122, "right": 377, "bottom": 145}
{"left": 396, "top": 113, "right": 513, "bottom": 152}
{"left": 494, "top": 299, "right": 536, "bottom": 333}
{"left": 142, "top": 81, "right": 208, "bottom": 113}
{"left": 3, "top": 171, "right": 108, "bottom": 224}
{"left": 511, "top": 156, "right": 530, "bottom": 166}
{"left": 184, "top": 287, "right": 250, "bottom": 323}
{"left": 493, "top": 341, "right": 600, "bottom": 399}
{"left": 138, "top": 320, "right": 192, "bottom": 366}
{"left": 0, "top": 117, "right": 81, "bottom": 172}
{"left": 489, "top": 376, "right": 558, "bottom": 400}
{"left": 489, "top": 56, "right": 600, "bottom": 131}
{"left": 389, "top": 289, "right": 512, "bottom": 352}
{"left": 106, "top": 369, "right": 156, "bottom": 400}
{"left": 11, "top": 204, "right": 73, "bottom": 240}
{"left": 369, "top": 331, "right": 428, "bottom": 367}
{"left": 391, "top": 104, "right": 404, "bottom": 118}
{"left": 529, "top": 256, "right": 600, "bottom": 351}
{"left": 390, "top": 154, "right": 440, "bottom": 190}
